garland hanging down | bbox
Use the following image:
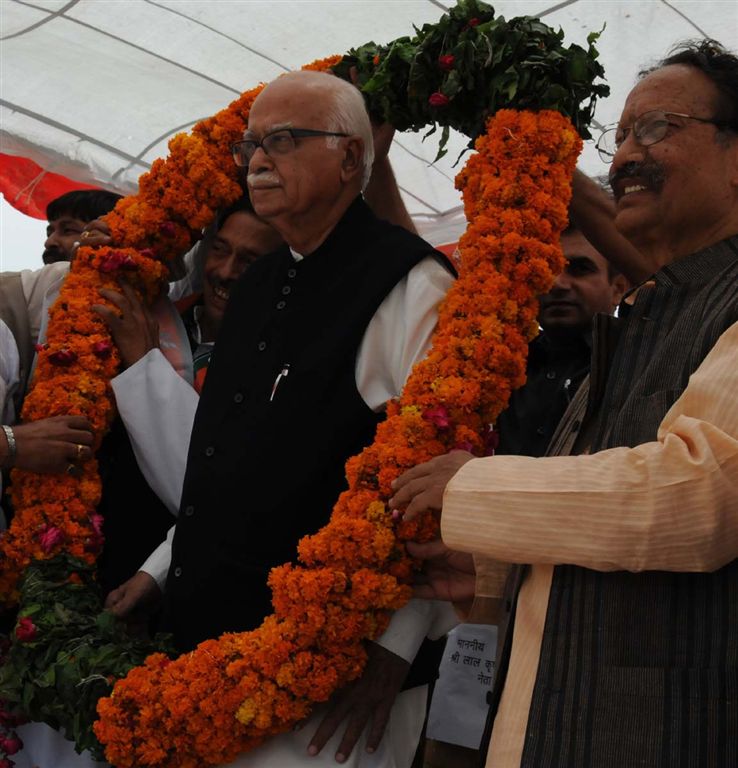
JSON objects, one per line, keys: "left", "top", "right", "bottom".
{"left": 95, "top": 107, "right": 580, "bottom": 768}
{"left": 0, "top": 1, "right": 602, "bottom": 764}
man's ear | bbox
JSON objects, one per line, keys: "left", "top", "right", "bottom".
{"left": 340, "top": 136, "right": 364, "bottom": 185}
{"left": 610, "top": 273, "right": 630, "bottom": 309}
{"left": 728, "top": 134, "right": 738, "bottom": 188}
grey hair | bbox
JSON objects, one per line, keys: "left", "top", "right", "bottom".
{"left": 278, "top": 71, "right": 375, "bottom": 190}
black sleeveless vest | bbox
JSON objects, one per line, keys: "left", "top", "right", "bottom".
{"left": 164, "top": 198, "right": 444, "bottom": 651}
{"left": 521, "top": 237, "right": 738, "bottom": 768}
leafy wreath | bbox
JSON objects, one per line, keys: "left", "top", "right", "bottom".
{"left": 0, "top": 1, "right": 607, "bottom": 765}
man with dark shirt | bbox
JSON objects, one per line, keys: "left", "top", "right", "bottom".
{"left": 496, "top": 225, "right": 627, "bottom": 457}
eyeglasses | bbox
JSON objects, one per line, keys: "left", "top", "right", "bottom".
{"left": 231, "top": 128, "right": 349, "bottom": 167}
{"left": 595, "top": 110, "right": 727, "bottom": 163}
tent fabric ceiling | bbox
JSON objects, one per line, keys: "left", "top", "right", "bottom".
{"left": 1, "top": 0, "right": 737, "bottom": 244}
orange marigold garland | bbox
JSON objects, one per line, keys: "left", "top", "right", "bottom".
{"left": 0, "top": 246, "right": 165, "bottom": 602}
{"left": 93, "top": 108, "right": 580, "bottom": 767}
{"left": 0, "top": 2, "right": 608, "bottom": 760}
{"left": 0, "top": 59, "right": 335, "bottom": 761}
{"left": 0, "top": 59, "right": 338, "bottom": 606}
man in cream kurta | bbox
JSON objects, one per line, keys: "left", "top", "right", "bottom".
{"left": 392, "top": 41, "right": 738, "bottom": 768}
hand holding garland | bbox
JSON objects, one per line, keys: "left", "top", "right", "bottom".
{"left": 93, "top": 282, "right": 161, "bottom": 369}
{"left": 406, "top": 539, "right": 477, "bottom": 616}
{"left": 389, "top": 449, "right": 474, "bottom": 521}
{"left": 105, "top": 570, "right": 163, "bottom": 634}
{"left": 0, "top": 416, "right": 94, "bottom": 474}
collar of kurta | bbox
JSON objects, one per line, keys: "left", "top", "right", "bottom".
{"left": 285, "top": 195, "right": 369, "bottom": 263}
{"left": 641, "top": 233, "right": 738, "bottom": 291}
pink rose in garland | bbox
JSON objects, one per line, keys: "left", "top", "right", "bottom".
{"left": 428, "top": 92, "right": 450, "bottom": 107}
{"left": 438, "top": 54, "right": 455, "bottom": 71}
{"left": 38, "top": 525, "right": 65, "bottom": 554}
{"left": 14, "top": 619, "right": 37, "bottom": 644}
{"left": 0, "top": 734, "right": 22, "bottom": 756}
{"left": 47, "top": 349, "right": 77, "bottom": 366}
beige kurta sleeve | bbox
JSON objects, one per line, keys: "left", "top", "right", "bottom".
{"left": 441, "top": 319, "right": 738, "bottom": 574}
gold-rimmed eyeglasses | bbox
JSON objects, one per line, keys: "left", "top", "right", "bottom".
{"left": 595, "top": 110, "right": 728, "bottom": 163}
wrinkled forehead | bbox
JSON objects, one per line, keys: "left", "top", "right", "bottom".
{"left": 618, "top": 64, "right": 718, "bottom": 126}
{"left": 247, "top": 79, "right": 329, "bottom": 135}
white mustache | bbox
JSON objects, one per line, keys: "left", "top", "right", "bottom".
{"left": 247, "top": 172, "right": 280, "bottom": 187}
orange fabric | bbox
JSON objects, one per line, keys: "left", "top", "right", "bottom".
{"left": 0, "top": 154, "right": 98, "bottom": 219}
{"left": 193, "top": 366, "right": 208, "bottom": 395}
{"left": 435, "top": 242, "right": 458, "bottom": 258}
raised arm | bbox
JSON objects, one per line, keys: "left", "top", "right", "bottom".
{"left": 569, "top": 169, "right": 656, "bottom": 284}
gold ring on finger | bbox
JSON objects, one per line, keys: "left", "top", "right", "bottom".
{"left": 76, "top": 443, "right": 84, "bottom": 460}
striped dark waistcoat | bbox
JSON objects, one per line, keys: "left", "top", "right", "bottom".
{"left": 521, "top": 236, "right": 738, "bottom": 768}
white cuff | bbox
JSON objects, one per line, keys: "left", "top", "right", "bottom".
{"left": 139, "top": 526, "right": 174, "bottom": 590}
{"left": 374, "top": 598, "right": 459, "bottom": 663}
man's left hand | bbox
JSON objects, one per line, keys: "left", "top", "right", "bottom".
{"left": 406, "top": 539, "right": 476, "bottom": 617}
{"left": 371, "top": 121, "right": 395, "bottom": 164}
{"left": 308, "top": 642, "right": 410, "bottom": 763}
{"left": 72, "top": 218, "right": 113, "bottom": 256}
{"left": 389, "top": 449, "right": 474, "bottom": 521}
{"left": 348, "top": 65, "right": 394, "bottom": 163}
{"left": 93, "top": 282, "right": 160, "bottom": 368}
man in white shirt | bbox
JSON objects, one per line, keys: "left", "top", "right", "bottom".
{"left": 106, "top": 71, "right": 456, "bottom": 767}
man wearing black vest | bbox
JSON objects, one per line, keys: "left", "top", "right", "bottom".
{"left": 163, "top": 71, "right": 457, "bottom": 767}
{"left": 392, "top": 40, "right": 738, "bottom": 768}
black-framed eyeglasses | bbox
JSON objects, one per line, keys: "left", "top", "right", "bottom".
{"left": 231, "top": 128, "right": 350, "bottom": 167}
{"left": 595, "top": 110, "right": 728, "bottom": 164}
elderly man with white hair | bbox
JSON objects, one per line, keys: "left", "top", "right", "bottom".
{"left": 136, "top": 70, "right": 459, "bottom": 767}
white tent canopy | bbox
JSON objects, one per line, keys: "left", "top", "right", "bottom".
{"left": 1, "top": 0, "right": 737, "bottom": 245}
